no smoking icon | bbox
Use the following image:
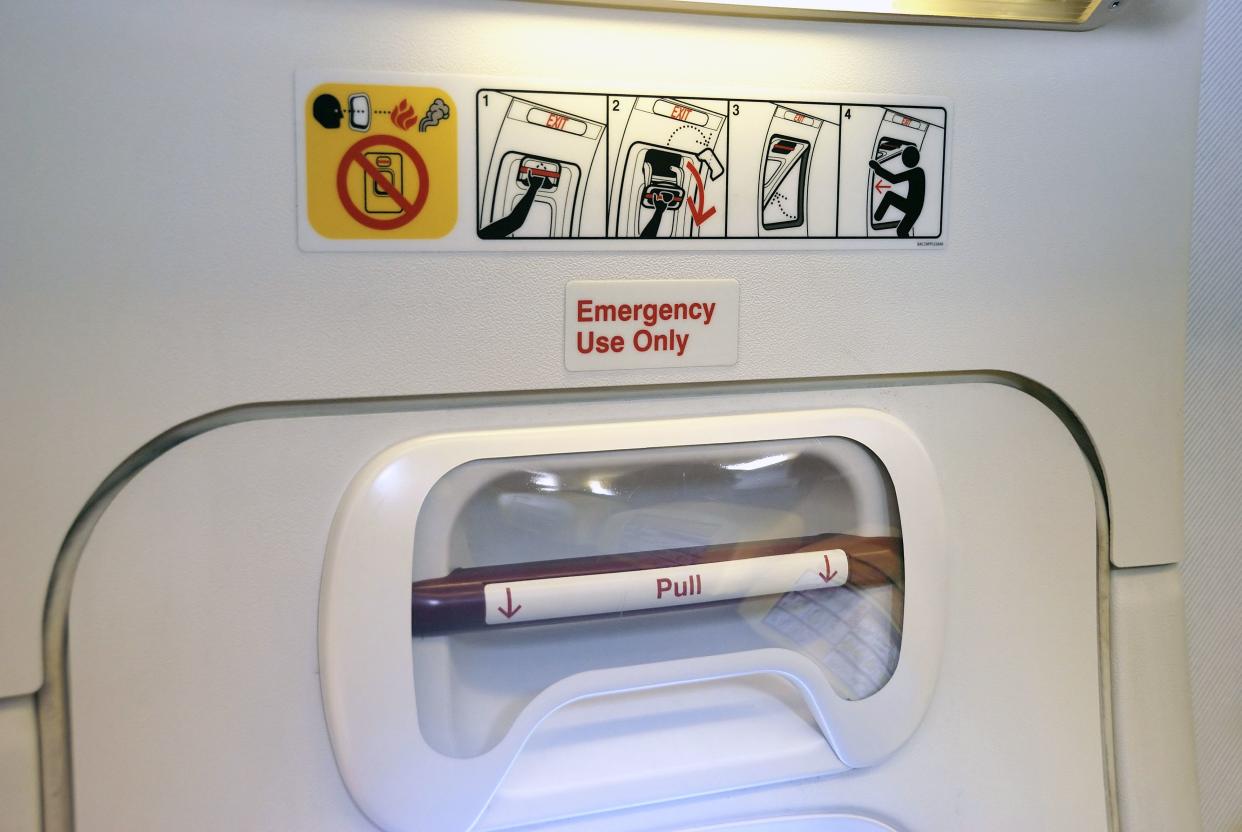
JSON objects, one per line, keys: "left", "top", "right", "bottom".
{"left": 336, "top": 134, "right": 430, "bottom": 230}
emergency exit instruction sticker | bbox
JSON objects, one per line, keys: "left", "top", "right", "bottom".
{"left": 297, "top": 71, "right": 948, "bottom": 251}
{"left": 301, "top": 80, "right": 456, "bottom": 243}
{"left": 565, "top": 279, "right": 739, "bottom": 371}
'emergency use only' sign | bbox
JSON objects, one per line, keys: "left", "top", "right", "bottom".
{"left": 564, "top": 279, "right": 739, "bottom": 371}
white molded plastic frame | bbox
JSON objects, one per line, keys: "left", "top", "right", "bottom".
{"left": 319, "top": 409, "right": 948, "bottom": 832}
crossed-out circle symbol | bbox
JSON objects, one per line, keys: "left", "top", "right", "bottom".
{"left": 336, "top": 134, "right": 430, "bottom": 230}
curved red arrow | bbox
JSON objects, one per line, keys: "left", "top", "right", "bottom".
{"left": 497, "top": 587, "right": 522, "bottom": 619}
{"left": 685, "top": 160, "right": 717, "bottom": 226}
{"left": 818, "top": 554, "right": 839, "bottom": 584}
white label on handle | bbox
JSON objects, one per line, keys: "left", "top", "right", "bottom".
{"left": 483, "top": 549, "right": 848, "bottom": 626}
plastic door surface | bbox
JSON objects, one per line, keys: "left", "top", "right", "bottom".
{"left": 67, "top": 383, "right": 1108, "bottom": 832}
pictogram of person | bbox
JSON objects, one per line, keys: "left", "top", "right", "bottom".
{"left": 313, "top": 94, "right": 344, "bottom": 129}
{"left": 869, "top": 146, "right": 925, "bottom": 238}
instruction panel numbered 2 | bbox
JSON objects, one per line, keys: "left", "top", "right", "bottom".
{"left": 298, "top": 72, "right": 948, "bottom": 251}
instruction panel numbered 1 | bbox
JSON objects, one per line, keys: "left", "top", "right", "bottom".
{"left": 476, "top": 90, "right": 946, "bottom": 242}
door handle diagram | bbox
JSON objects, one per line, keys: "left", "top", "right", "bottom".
{"left": 518, "top": 157, "right": 561, "bottom": 191}
{"left": 479, "top": 172, "right": 549, "bottom": 238}
{"left": 478, "top": 95, "right": 604, "bottom": 238}
{"left": 640, "top": 173, "right": 686, "bottom": 238}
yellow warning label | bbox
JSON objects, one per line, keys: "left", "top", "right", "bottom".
{"left": 305, "top": 83, "right": 456, "bottom": 240}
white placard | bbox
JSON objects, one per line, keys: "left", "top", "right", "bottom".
{"left": 483, "top": 549, "right": 849, "bottom": 626}
{"left": 565, "top": 278, "right": 739, "bottom": 371}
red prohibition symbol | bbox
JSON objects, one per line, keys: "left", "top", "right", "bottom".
{"left": 336, "top": 134, "right": 430, "bottom": 230}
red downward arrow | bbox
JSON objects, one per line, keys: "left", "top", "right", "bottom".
{"left": 874, "top": 179, "right": 892, "bottom": 195}
{"left": 685, "top": 160, "right": 717, "bottom": 226}
{"left": 497, "top": 587, "right": 522, "bottom": 619}
{"left": 818, "top": 554, "right": 839, "bottom": 584}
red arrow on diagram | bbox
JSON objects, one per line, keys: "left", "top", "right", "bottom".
{"left": 497, "top": 587, "right": 522, "bottom": 619}
{"left": 874, "top": 179, "right": 892, "bottom": 195}
{"left": 818, "top": 554, "right": 839, "bottom": 584}
{"left": 685, "top": 160, "right": 717, "bottom": 226}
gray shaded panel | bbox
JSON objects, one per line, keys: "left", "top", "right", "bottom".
{"left": 1185, "top": 1, "right": 1242, "bottom": 828}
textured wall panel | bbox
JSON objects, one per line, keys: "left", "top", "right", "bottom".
{"left": 1185, "top": 0, "right": 1242, "bottom": 828}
